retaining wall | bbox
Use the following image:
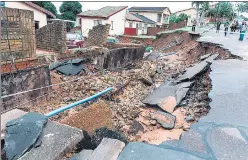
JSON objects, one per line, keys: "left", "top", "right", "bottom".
{"left": 1, "top": 66, "right": 51, "bottom": 111}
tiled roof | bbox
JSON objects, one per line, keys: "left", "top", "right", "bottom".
{"left": 125, "top": 13, "right": 143, "bottom": 22}
{"left": 132, "top": 13, "right": 156, "bottom": 24}
{"left": 77, "top": 6, "right": 128, "bottom": 18}
{"left": 129, "top": 7, "right": 169, "bottom": 13}
{"left": 24, "top": 2, "right": 56, "bottom": 18}
{"left": 174, "top": 8, "right": 196, "bottom": 14}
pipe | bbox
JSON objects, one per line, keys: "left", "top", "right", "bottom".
{"left": 45, "top": 87, "right": 113, "bottom": 117}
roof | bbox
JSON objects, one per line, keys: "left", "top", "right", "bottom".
{"left": 129, "top": 7, "right": 170, "bottom": 13}
{"left": 23, "top": 2, "right": 56, "bottom": 18}
{"left": 132, "top": 13, "right": 156, "bottom": 24}
{"left": 77, "top": 6, "right": 128, "bottom": 19}
{"left": 174, "top": 8, "right": 196, "bottom": 14}
{"left": 125, "top": 13, "right": 142, "bottom": 22}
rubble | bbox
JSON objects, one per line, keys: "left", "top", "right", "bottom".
{"left": 150, "top": 111, "right": 176, "bottom": 129}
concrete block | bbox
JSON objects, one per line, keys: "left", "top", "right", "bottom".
{"left": 88, "top": 138, "right": 125, "bottom": 160}
{"left": 19, "top": 121, "right": 84, "bottom": 160}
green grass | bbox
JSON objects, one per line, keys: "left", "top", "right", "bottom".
{"left": 157, "top": 27, "right": 193, "bottom": 35}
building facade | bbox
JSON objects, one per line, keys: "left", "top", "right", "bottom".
{"left": 4, "top": 2, "right": 55, "bottom": 29}
{"left": 128, "top": 7, "right": 171, "bottom": 27}
{"left": 77, "top": 6, "right": 128, "bottom": 37}
{"left": 174, "top": 8, "right": 197, "bottom": 26}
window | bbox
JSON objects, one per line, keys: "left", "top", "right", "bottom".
{"left": 35, "top": 21, "right": 39, "bottom": 30}
{"left": 157, "top": 13, "right": 162, "bottom": 23}
{"left": 94, "top": 20, "right": 102, "bottom": 26}
{"left": 138, "top": 23, "right": 142, "bottom": 29}
{"left": 129, "top": 22, "right": 133, "bottom": 28}
{"left": 111, "top": 21, "right": 113, "bottom": 30}
{"left": 144, "top": 24, "right": 148, "bottom": 30}
{"left": 79, "top": 18, "right": 82, "bottom": 26}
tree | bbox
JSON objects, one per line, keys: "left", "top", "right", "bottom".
{"left": 169, "top": 13, "right": 189, "bottom": 24}
{"left": 59, "top": 2, "right": 82, "bottom": 30}
{"left": 32, "top": 2, "right": 57, "bottom": 16}
{"left": 192, "top": 1, "right": 206, "bottom": 25}
{"left": 218, "top": 2, "right": 234, "bottom": 17}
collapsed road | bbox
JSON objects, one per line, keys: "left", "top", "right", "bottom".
{"left": 2, "top": 25, "right": 248, "bottom": 160}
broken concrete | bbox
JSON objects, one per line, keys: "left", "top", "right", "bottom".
{"left": 4, "top": 112, "right": 48, "bottom": 160}
{"left": 118, "top": 142, "right": 203, "bottom": 160}
{"left": 88, "top": 138, "right": 125, "bottom": 160}
{"left": 1, "top": 109, "right": 27, "bottom": 139}
{"left": 176, "top": 54, "right": 219, "bottom": 83}
{"left": 91, "top": 127, "right": 128, "bottom": 148}
{"left": 142, "top": 81, "right": 193, "bottom": 113}
{"left": 19, "top": 121, "right": 84, "bottom": 160}
{"left": 150, "top": 111, "right": 176, "bottom": 129}
{"left": 68, "top": 150, "right": 93, "bottom": 160}
{"left": 200, "top": 53, "right": 211, "bottom": 61}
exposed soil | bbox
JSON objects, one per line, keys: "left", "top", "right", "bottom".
{"left": 23, "top": 31, "right": 244, "bottom": 150}
{"left": 60, "top": 101, "right": 113, "bottom": 134}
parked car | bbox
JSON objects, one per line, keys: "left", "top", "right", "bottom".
{"left": 66, "top": 33, "right": 84, "bottom": 49}
{"left": 106, "top": 36, "right": 120, "bottom": 43}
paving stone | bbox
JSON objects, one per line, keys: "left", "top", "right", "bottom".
{"left": 1, "top": 109, "right": 27, "bottom": 138}
{"left": 159, "top": 128, "right": 211, "bottom": 159}
{"left": 68, "top": 150, "right": 93, "bottom": 160}
{"left": 19, "top": 121, "right": 84, "bottom": 160}
{"left": 150, "top": 111, "right": 176, "bottom": 129}
{"left": 88, "top": 138, "right": 125, "bottom": 160}
{"left": 117, "top": 142, "right": 204, "bottom": 160}
{"left": 206, "top": 126, "right": 248, "bottom": 160}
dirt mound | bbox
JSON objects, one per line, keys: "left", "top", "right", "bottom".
{"left": 59, "top": 101, "right": 113, "bottom": 134}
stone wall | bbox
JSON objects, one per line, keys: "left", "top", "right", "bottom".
{"left": 1, "top": 7, "right": 35, "bottom": 61}
{"left": 35, "top": 21, "right": 67, "bottom": 53}
{"left": 1, "top": 66, "right": 51, "bottom": 111}
{"left": 85, "top": 24, "right": 110, "bottom": 47}
{"left": 73, "top": 46, "right": 145, "bottom": 69}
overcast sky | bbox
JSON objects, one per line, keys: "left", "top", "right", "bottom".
{"left": 52, "top": 2, "right": 193, "bottom": 14}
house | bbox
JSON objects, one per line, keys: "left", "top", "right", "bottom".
{"left": 124, "top": 13, "right": 156, "bottom": 35}
{"left": 77, "top": 6, "right": 128, "bottom": 37}
{"left": 174, "top": 8, "right": 197, "bottom": 26}
{"left": 4, "top": 2, "right": 56, "bottom": 29}
{"left": 128, "top": 7, "right": 171, "bottom": 27}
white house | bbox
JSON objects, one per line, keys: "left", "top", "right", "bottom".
{"left": 77, "top": 6, "right": 128, "bottom": 37}
{"left": 125, "top": 13, "right": 156, "bottom": 35}
{"left": 4, "top": 2, "right": 56, "bottom": 29}
{"left": 174, "top": 8, "right": 197, "bottom": 26}
{"left": 128, "top": 7, "right": 171, "bottom": 27}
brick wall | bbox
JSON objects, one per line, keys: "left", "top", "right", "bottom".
{"left": 147, "top": 21, "right": 186, "bottom": 36}
{"left": 35, "top": 21, "right": 67, "bottom": 53}
{"left": 85, "top": 24, "right": 110, "bottom": 47}
{"left": 1, "top": 7, "right": 35, "bottom": 61}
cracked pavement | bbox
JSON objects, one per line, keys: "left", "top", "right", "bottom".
{"left": 118, "top": 28, "right": 248, "bottom": 160}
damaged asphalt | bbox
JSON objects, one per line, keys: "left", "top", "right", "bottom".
{"left": 118, "top": 28, "right": 248, "bottom": 159}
